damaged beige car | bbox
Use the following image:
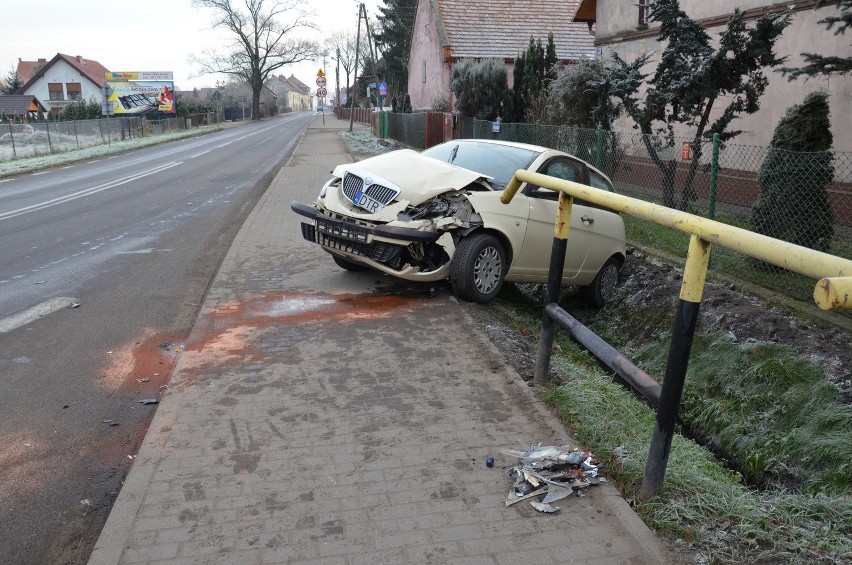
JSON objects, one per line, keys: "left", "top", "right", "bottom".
{"left": 291, "top": 139, "right": 626, "bottom": 305}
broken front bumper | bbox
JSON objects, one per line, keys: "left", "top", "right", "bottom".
{"left": 290, "top": 201, "right": 454, "bottom": 281}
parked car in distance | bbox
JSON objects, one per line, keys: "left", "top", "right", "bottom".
{"left": 291, "top": 139, "right": 626, "bottom": 305}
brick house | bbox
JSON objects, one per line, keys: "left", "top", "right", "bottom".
{"left": 407, "top": 0, "right": 594, "bottom": 111}
{"left": 17, "top": 54, "right": 110, "bottom": 116}
{"left": 572, "top": 0, "right": 852, "bottom": 150}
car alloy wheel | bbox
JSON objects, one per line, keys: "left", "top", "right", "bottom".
{"left": 583, "top": 256, "right": 621, "bottom": 308}
{"left": 450, "top": 233, "right": 507, "bottom": 304}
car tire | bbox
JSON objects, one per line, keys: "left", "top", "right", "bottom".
{"left": 450, "top": 233, "right": 507, "bottom": 304}
{"left": 332, "top": 254, "right": 368, "bottom": 272}
{"left": 582, "top": 256, "right": 621, "bottom": 308}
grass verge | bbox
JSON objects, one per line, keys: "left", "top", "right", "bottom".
{"left": 489, "top": 285, "right": 852, "bottom": 564}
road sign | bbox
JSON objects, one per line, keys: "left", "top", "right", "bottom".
{"left": 316, "top": 76, "right": 326, "bottom": 88}
{"left": 317, "top": 69, "right": 325, "bottom": 77}
{"left": 316, "top": 87, "right": 328, "bottom": 98}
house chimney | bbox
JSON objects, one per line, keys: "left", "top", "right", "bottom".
{"left": 38, "top": 58, "right": 46, "bottom": 63}
{"left": 76, "top": 55, "right": 82, "bottom": 62}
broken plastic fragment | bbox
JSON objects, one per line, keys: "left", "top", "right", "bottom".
{"left": 530, "top": 501, "right": 560, "bottom": 514}
{"left": 101, "top": 419, "right": 118, "bottom": 426}
{"left": 69, "top": 302, "right": 80, "bottom": 308}
{"left": 138, "top": 399, "right": 158, "bottom": 405}
{"left": 542, "top": 484, "right": 573, "bottom": 504}
{"left": 137, "top": 378, "right": 150, "bottom": 383}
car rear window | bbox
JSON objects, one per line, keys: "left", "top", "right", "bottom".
{"left": 422, "top": 142, "right": 539, "bottom": 189}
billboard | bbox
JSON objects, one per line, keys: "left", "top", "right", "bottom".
{"left": 104, "top": 71, "right": 175, "bottom": 115}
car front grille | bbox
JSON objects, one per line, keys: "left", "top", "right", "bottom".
{"left": 341, "top": 172, "right": 399, "bottom": 207}
{"left": 301, "top": 221, "right": 402, "bottom": 265}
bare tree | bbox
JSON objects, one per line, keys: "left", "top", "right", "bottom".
{"left": 326, "top": 31, "right": 358, "bottom": 106}
{"left": 192, "top": 0, "right": 318, "bottom": 120}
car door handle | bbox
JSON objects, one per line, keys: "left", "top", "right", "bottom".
{"left": 581, "top": 215, "right": 594, "bottom": 225}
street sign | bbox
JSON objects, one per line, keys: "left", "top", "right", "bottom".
{"left": 316, "top": 87, "right": 328, "bottom": 98}
{"left": 316, "top": 76, "right": 326, "bottom": 88}
{"left": 317, "top": 69, "right": 325, "bottom": 77}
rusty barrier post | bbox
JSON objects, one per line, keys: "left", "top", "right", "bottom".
{"left": 639, "top": 235, "right": 712, "bottom": 500}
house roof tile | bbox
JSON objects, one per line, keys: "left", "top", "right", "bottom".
{"left": 0, "top": 94, "right": 46, "bottom": 116}
{"left": 17, "top": 53, "right": 109, "bottom": 93}
{"left": 434, "top": 0, "right": 594, "bottom": 60}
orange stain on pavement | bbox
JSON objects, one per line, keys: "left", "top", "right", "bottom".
{"left": 177, "top": 291, "right": 425, "bottom": 374}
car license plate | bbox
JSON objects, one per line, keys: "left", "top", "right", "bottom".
{"left": 353, "top": 190, "right": 385, "bottom": 214}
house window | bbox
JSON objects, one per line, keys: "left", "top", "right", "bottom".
{"left": 48, "top": 83, "right": 64, "bottom": 101}
{"left": 638, "top": 0, "right": 652, "bottom": 28}
{"left": 66, "top": 83, "right": 82, "bottom": 101}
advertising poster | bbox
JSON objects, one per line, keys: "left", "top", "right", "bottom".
{"left": 104, "top": 72, "right": 175, "bottom": 115}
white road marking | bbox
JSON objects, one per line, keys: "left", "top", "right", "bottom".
{"left": 0, "top": 162, "right": 182, "bottom": 222}
{"left": 0, "top": 297, "right": 78, "bottom": 333}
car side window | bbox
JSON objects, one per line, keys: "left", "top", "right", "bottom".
{"left": 526, "top": 158, "right": 584, "bottom": 201}
{"left": 588, "top": 170, "right": 613, "bottom": 192}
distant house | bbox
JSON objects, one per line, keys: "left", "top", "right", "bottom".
{"left": 0, "top": 94, "right": 47, "bottom": 122}
{"left": 571, "top": 0, "right": 852, "bottom": 150}
{"left": 270, "top": 75, "right": 312, "bottom": 112}
{"left": 17, "top": 54, "right": 110, "bottom": 116}
{"left": 407, "top": 0, "right": 594, "bottom": 111}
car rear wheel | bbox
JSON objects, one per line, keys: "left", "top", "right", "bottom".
{"left": 582, "top": 256, "right": 621, "bottom": 308}
{"left": 332, "top": 254, "right": 368, "bottom": 272}
{"left": 450, "top": 233, "right": 507, "bottom": 304}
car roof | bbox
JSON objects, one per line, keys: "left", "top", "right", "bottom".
{"left": 446, "top": 139, "right": 614, "bottom": 184}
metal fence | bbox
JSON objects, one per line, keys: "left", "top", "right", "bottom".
{"left": 0, "top": 113, "right": 216, "bottom": 162}
{"left": 373, "top": 111, "right": 852, "bottom": 303}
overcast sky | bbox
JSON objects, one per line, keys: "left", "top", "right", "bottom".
{"left": 1, "top": 0, "right": 381, "bottom": 92}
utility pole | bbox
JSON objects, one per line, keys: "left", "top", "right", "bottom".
{"left": 336, "top": 47, "right": 341, "bottom": 116}
{"left": 349, "top": 3, "right": 363, "bottom": 133}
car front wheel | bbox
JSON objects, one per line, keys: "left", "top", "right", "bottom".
{"left": 450, "top": 233, "right": 507, "bottom": 304}
{"left": 582, "top": 255, "right": 621, "bottom": 308}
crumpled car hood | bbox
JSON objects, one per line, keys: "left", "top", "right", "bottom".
{"left": 332, "top": 149, "right": 491, "bottom": 206}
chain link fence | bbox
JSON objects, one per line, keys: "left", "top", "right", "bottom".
{"left": 0, "top": 113, "right": 216, "bottom": 162}
{"left": 378, "top": 111, "right": 852, "bottom": 305}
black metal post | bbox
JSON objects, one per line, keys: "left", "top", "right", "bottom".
{"left": 639, "top": 298, "right": 701, "bottom": 500}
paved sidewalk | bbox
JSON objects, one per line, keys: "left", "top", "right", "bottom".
{"left": 89, "top": 114, "right": 671, "bottom": 564}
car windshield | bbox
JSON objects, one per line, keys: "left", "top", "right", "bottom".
{"left": 421, "top": 141, "right": 540, "bottom": 189}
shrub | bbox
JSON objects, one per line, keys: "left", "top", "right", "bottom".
{"left": 751, "top": 91, "right": 835, "bottom": 253}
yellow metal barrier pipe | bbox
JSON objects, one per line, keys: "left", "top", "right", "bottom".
{"left": 503, "top": 169, "right": 852, "bottom": 500}
{"left": 504, "top": 170, "right": 852, "bottom": 310}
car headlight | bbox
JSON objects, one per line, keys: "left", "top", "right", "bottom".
{"left": 319, "top": 177, "right": 338, "bottom": 199}
{"left": 407, "top": 199, "right": 454, "bottom": 220}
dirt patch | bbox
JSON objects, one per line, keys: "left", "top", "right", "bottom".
{"left": 461, "top": 247, "right": 852, "bottom": 404}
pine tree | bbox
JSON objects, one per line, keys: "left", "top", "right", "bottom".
{"left": 374, "top": 0, "right": 417, "bottom": 94}
{"left": 604, "top": 0, "right": 791, "bottom": 209}
{"left": 782, "top": 0, "right": 851, "bottom": 79}
{"left": 751, "top": 92, "right": 835, "bottom": 254}
{"left": 3, "top": 68, "right": 23, "bottom": 94}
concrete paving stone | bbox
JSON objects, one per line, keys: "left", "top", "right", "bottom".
{"left": 88, "top": 115, "right": 671, "bottom": 565}
{"left": 119, "top": 542, "right": 180, "bottom": 564}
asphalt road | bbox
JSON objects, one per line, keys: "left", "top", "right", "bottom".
{"left": 0, "top": 112, "right": 317, "bottom": 564}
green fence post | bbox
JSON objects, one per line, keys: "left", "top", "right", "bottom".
{"left": 709, "top": 133, "right": 720, "bottom": 220}
{"left": 596, "top": 124, "right": 604, "bottom": 170}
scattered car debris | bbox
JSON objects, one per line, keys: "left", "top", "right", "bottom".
{"left": 101, "top": 419, "right": 118, "bottom": 426}
{"left": 138, "top": 399, "right": 158, "bottom": 405}
{"left": 530, "top": 501, "right": 561, "bottom": 514}
{"left": 69, "top": 302, "right": 80, "bottom": 308}
{"left": 502, "top": 442, "right": 604, "bottom": 511}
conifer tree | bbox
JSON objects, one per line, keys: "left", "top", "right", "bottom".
{"left": 751, "top": 91, "right": 835, "bottom": 254}
{"left": 603, "top": 0, "right": 791, "bottom": 209}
